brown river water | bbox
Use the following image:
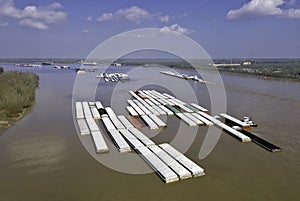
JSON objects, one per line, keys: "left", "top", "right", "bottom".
{"left": 0, "top": 64, "right": 299, "bottom": 201}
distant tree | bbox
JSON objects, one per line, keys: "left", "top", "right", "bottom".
{"left": 0, "top": 67, "right": 3, "bottom": 74}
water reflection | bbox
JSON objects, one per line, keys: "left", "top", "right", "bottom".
{"left": 8, "top": 135, "right": 65, "bottom": 174}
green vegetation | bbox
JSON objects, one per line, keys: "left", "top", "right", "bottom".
{"left": 0, "top": 70, "right": 39, "bottom": 132}
{"left": 216, "top": 60, "right": 300, "bottom": 80}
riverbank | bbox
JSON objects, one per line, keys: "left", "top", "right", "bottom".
{"left": 0, "top": 70, "right": 39, "bottom": 134}
{"left": 118, "top": 58, "right": 300, "bottom": 81}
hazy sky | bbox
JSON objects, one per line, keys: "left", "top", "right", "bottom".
{"left": 0, "top": 0, "right": 300, "bottom": 58}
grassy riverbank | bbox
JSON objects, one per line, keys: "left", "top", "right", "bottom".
{"left": 0, "top": 69, "right": 39, "bottom": 133}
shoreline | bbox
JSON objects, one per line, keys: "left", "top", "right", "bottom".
{"left": 217, "top": 70, "right": 300, "bottom": 83}
{"left": 142, "top": 65, "right": 300, "bottom": 83}
{"left": 0, "top": 103, "right": 35, "bottom": 134}
{"left": 0, "top": 71, "right": 39, "bottom": 134}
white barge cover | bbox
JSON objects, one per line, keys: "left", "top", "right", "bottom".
{"left": 142, "top": 90, "right": 156, "bottom": 99}
{"left": 86, "top": 118, "right": 100, "bottom": 132}
{"left": 183, "top": 113, "right": 204, "bottom": 125}
{"left": 149, "top": 98, "right": 160, "bottom": 105}
{"left": 108, "top": 130, "right": 131, "bottom": 153}
{"left": 159, "top": 143, "right": 205, "bottom": 177}
{"left": 128, "top": 128, "right": 155, "bottom": 147}
{"left": 141, "top": 115, "right": 159, "bottom": 130}
{"left": 119, "top": 129, "right": 145, "bottom": 149}
{"left": 105, "top": 107, "right": 117, "bottom": 117}
{"left": 133, "top": 100, "right": 152, "bottom": 115}
{"left": 219, "top": 113, "right": 250, "bottom": 127}
{"left": 126, "top": 106, "right": 138, "bottom": 117}
{"left": 190, "top": 103, "right": 209, "bottom": 113}
{"left": 148, "top": 114, "right": 167, "bottom": 127}
{"left": 159, "top": 105, "right": 174, "bottom": 116}
{"left": 109, "top": 115, "right": 126, "bottom": 130}
{"left": 148, "top": 145, "right": 192, "bottom": 180}
{"left": 82, "top": 102, "right": 93, "bottom": 119}
{"left": 117, "top": 115, "right": 134, "bottom": 129}
{"left": 175, "top": 113, "right": 197, "bottom": 127}
{"left": 198, "top": 112, "right": 251, "bottom": 142}
{"left": 152, "top": 105, "right": 166, "bottom": 116}
{"left": 91, "top": 107, "right": 101, "bottom": 119}
{"left": 147, "top": 106, "right": 160, "bottom": 116}
{"left": 91, "top": 131, "right": 109, "bottom": 153}
{"left": 191, "top": 113, "right": 213, "bottom": 126}
{"left": 101, "top": 116, "right": 116, "bottom": 131}
{"left": 151, "top": 90, "right": 168, "bottom": 99}
{"left": 75, "top": 102, "right": 84, "bottom": 119}
{"left": 136, "top": 146, "right": 179, "bottom": 183}
{"left": 95, "top": 101, "right": 104, "bottom": 109}
{"left": 127, "top": 100, "right": 145, "bottom": 116}
{"left": 145, "top": 98, "right": 155, "bottom": 106}
{"left": 177, "top": 104, "right": 194, "bottom": 113}
{"left": 77, "top": 119, "right": 90, "bottom": 135}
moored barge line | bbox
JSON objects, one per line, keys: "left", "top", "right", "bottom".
{"left": 82, "top": 102, "right": 93, "bottom": 119}
{"left": 183, "top": 113, "right": 204, "bottom": 125}
{"left": 165, "top": 104, "right": 180, "bottom": 114}
{"left": 126, "top": 115, "right": 144, "bottom": 129}
{"left": 133, "top": 100, "right": 152, "bottom": 115}
{"left": 136, "top": 146, "right": 179, "bottom": 183}
{"left": 148, "top": 114, "right": 167, "bottom": 127}
{"left": 109, "top": 115, "right": 126, "bottom": 130}
{"left": 127, "top": 100, "right": 145, "bottom": 116}
{"left": 152, "top": 105, "right": 167, "bottom": 116}
{"left": 238, "top": 130, "right": 282, "bottom": 152}
{"left": 148, "top": 145, "right": 192, "bottom": 180}
{"left": 175, "top": 113, "right": 197, "bottom": 127}
{"left": 128, "top": 127, "right": 155, "bottom": 147}
{"left": 91, "top": 131, "right": 109, "bottom": 153}
{"left": 117, "top": 115, "right": 135, "bottom": 129}
{"left": 219, "top": 113, "right": 252, "bottom": 131}
{"left": 101, "top": 116, "right": 117, "bottom": 131}
{"left": 77, "top": 118, "right": 90, "bottom": 135}
{"left": 75, "top": 102, "right": 84, "bottom": 119}
{"left": 126, "top": 106, "right": 139, "bottom": 117}
{"left": 159, "top": 105, "right": 174, "bottom": 116}
{"left": 119, "top": 129, "right": 145, "bottom": 149}
{"left": 159, "top": 143, "right": 205, "bottom": 177}
{"left": 86, "top": 118, "right": 100, "bottom": 132}
{"left": 191, "top": 112, "right": 213, "bottom": 126}
{"left": 190, "top": 103, "right": 209, "bottom": 114}
{"left": 90, "top": 106, "right": 101, "bottom": 119}
{"left": 198, "top": 111, "right": 251, "bottom": 142}
{"left": 141, "top": 115, "right": 159, "bottom": 130}
{"left": 108, "top": 129, "right": 131, "bottom": 153}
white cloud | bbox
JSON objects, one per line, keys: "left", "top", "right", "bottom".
{"left": 115, "top": 6, "right": 151, "bottom": 23}
{"left": 47, "top": 2, "right": 63, "bottom": 10}
{"left": 0, "top": 21, "right": 8, "bottom": 27}
{"left": 19, "top": 19, "right": 48, "bottom": 30}
{"left": 282, "top": 8, "right": 300, "bottom": 18}
{"left": 160, "top": 24, "right": 193, "bottom": 35}
{"left": 97, "top": 12, "right": 113, "bottom": 22}
{"left": 97, "top": 6, "right": 171, "bottom": 24}
{"left": 86, "top": 16, "right": 92, "bottom": 21}
{"left": 178, "top": 13, "right": 188, "bottom": 19}
{"left": 227, "top": 0, "right": 283, "bottom": 20}
{"left": 82, "top": 29, "right": 90, "bottom": 33}
{"left": 159, "top": 15, "right": 169, "bottom": 22}
{"left": 227, "top": 0, "right": 300, "bottom": 20}
{"left": 0, "top": 0, "right": 67, "bottom": 29}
